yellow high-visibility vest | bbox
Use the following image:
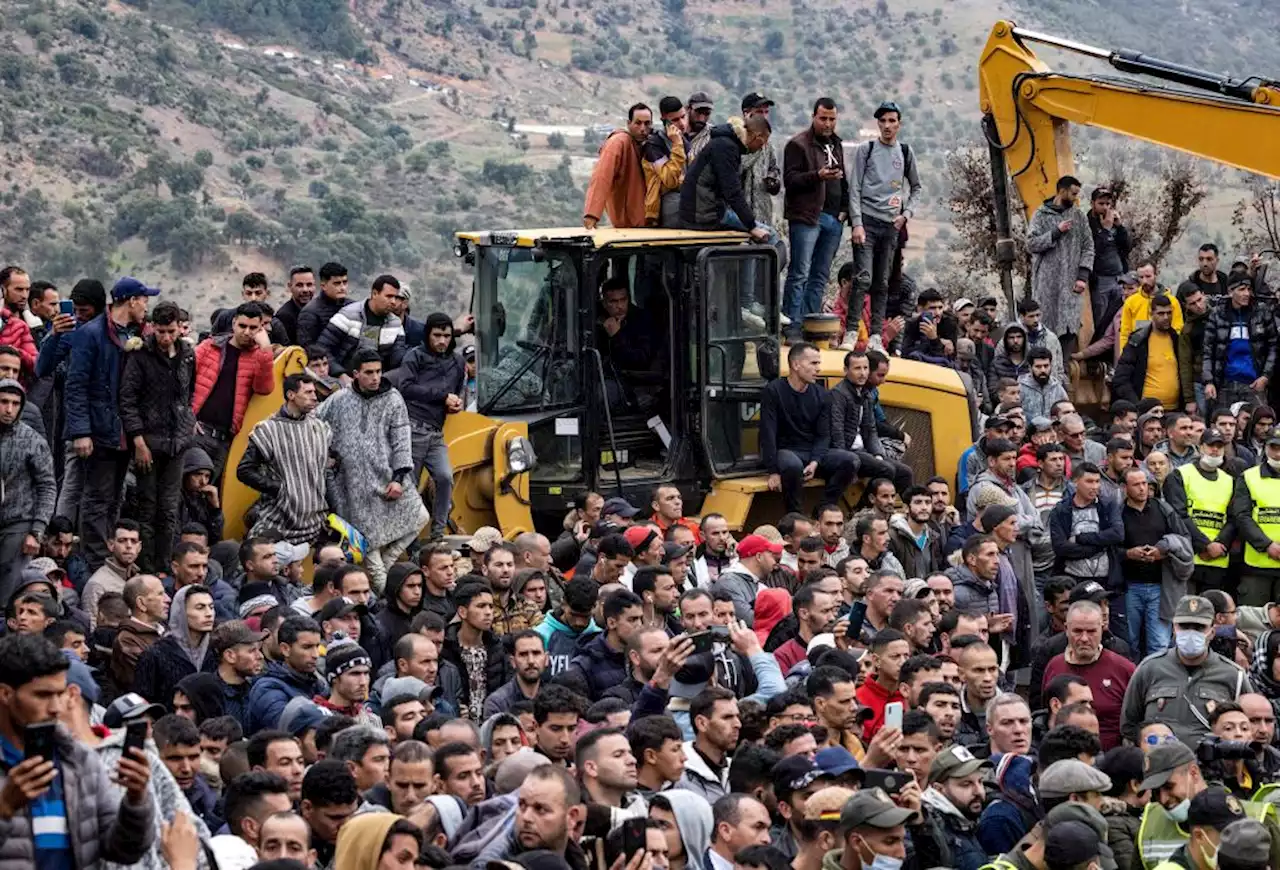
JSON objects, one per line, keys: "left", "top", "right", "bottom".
{"left": 1243, "top": 466, "right": 1280, "bottom": 569}
{"left": 1178, "top": 464, "right": 1232, "bottom": 568}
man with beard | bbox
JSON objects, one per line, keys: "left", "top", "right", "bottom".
{"left": 633, "top": 565, "right": 680, "bottom": 635}
{"left": 693, "top": 513, "right": 735, "bottom": 586}
{"left": 502, "top": 764, "right": 588, "bottom": 870}
{"left": 211, "top": 620, "right": 265, "bottom": 723}
{"left": 922, "top": 746, "right": 991, "bottom": 870}
{"left": 583, "top": 103, "right": 651, "bottom": 230}
{"left": 316, "top": 349, "right": 426, "bottom": 591}
{"left": 1019, "top": 347, "right": 1069, "bottom": 422}
{"left": 1027, "top": 175, "right": 1094, "bottom": 350}
{"left": 434, "top": 742, "right": 486, "bottom": 806}
{"left": 482, "top": 630, "right": 548, "bottom": 717}
{"left": 888, "top": 486, "right": 944, "bottom": 579}
{"left": 990, "top": 323, "right": 1030, "bottom": 392}
{"left": 1042, "top": 600, "right": 1135, "bottom": 750}
{"left": 678, "top": 686, "right": 740, "bottom": 801}
{"left": 486, "top": 543, "right": 542, "bottom": 634}
{"left": 274, "top": 266, "right": 315, "bottom": 345}
{"left": 919, "top": 682, "right": 962, "bottom": 742}
{"left": 247, "top": 615, "right": 327, "bottom": 733}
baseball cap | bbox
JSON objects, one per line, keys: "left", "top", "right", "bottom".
{"left": 1187, "top": 786, "right": 1248, "bottom": 830}
{"left": 317, "top": 596, "right": 359, "bottom": 623}
{"left": 736, "top": 534, "right": 782, "bottom": 559}
{"left": 839, "top": 788, "right": 913, "bottom": 833}
{"left": 103, "top": 692, "right": 167, "bottom": 728}
{"left": 624, "top": 526, "right": 660, "bottom": 551}
{"left": 1138, "top": 740, "right": 1196, "bottom": 791}
{"left": 1038, "top": 759, "right": 1113, "bottom": 799}
{"left": 61, "top": 649, "right": 100, "bottom": 705}
{"left": 395, "top": 283, "right": 411, "bottom": 301}
{"left": 979, "top": 296, "right": 999, "bottom": 308}
{"left": 928, "top": 745, "right": 991, "bottom": 785}
{"left": 602, "top": 497, "right": 640, "bottom": 519}
{"left": 953, "top": 297, "right": 975, "bottom": 312}
{"left": 662, "top": 542, "right": 692, "bottom": 563}
{"left": 772, "top": 755, "right": 827, "bottom": 798}
{"left": 212, "top": 620, "right": 269, "bottom": 658}
{"left": 1044, "top": 821, "right": 1103, "bottom": 866}
{"left": 1119, "top": 271, "right": 1140, "bottom": 287}
{"left": 1218, "top": 818, "right": 1272, "bottom": 866}
{"left": 28, "top": 556, "right": 65, "bottom": 580}
{"left": 688, "top": 91, "right": 714, "bottom": 110}
{"left": 741, "top": 92, "right": 775, "bottom": 111}
{"left": 382, "top": 675, "right": 430, "bottom": 703}
{"left": 1068, "top": 580, "right": 1109, "bottom": 605}
{"left": 463, "top": 344, "right": 476, "bottom": 360}
{"left": 590, "top": 520, "right": 623, "bottom": 539}
{"left": 814, "top": 746, "right": 862, "bottom": 778}
{"left": 1267, "top": 432, "right": 1280, "bottom": 448}
{"left": 873, "top": 100, "right": 902, "bottom": 119}
{"left": 274, "top": 540, "right": 310, "bottom": 566}
{"left": 1202, "top": 428, "right": 1228, "bottom": 446}
{"left": 467, "top": 526, "right": 504, "bottom": 553}
{"left": 1173, "top": 595, "right": 1214, "bottom": 627}
{"left": 984, "top": 415, "right": 1011, "bottom": 431}
{"left": 903, "top": 578, "right": 930, "bottom": 600}
{"left": 111, "top": 276, "right": 161, "bottom": 300}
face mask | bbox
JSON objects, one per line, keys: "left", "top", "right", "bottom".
{"left": 862, "top": 855, "right": 903, "bottom": 870}
{"left": 1268, "top": 458, "right": 1280, "bottom": 472}
{"left": 1199, "top": 835, "right": 1219, "bottom": 870}
{"left": 1175, "top": 630, "right": 1208, "bottom": 658}
{"left": 1200, "top": 454, "right": 1224, "bottom": 470}
{"left": 1168, "top": 798, "right": 1190, "bottom": 823}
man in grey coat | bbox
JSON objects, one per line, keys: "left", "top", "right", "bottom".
{"left": 709, "top": 534, "right": 781, "bottom": 627}
{"left": 0, "top": 378, "right": 55, "bottom": 609}
{"left": 1027, "top": 175, "right": 1095, "bottom": 345}
{"left": 0, "top": 634, "right": 156, "bottom": 867}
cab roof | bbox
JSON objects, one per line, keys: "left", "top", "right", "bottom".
{"left": 455, "top": 227, "right": 750, "bottom": 248}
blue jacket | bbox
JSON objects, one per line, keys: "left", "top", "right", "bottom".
{"left": 246, "top": 660, "right": 327, "bottom": 734}
{"left": 566, "top": 633, "right": 628, "bottom": 702}
{"left": 1048, "top": 485, "right": 1125, "bottom": 590}
{"left": 63, "top": 313, "right": 127, "bottom": 449}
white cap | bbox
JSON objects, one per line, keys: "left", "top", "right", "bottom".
{"left": 953, "top": 297, "right": 976, "bottom": 312}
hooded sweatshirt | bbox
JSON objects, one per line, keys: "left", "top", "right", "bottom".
{"left": 988, "top": 323, "right": 1030, "bottom": 391}
{"left": 131, "top": 584, "right": 216, "bottom": 706}
{"left": 179, "top": 446, "right": 224, "bottom": 542}
{"left": 532, "top": 611, "right": 600, "bottom": 676}
{"left": 660, "top": 790, "right": 714, "bottom": 870}
{"left": 376, "top": 563, "right": 422, "bottom": 646}
{"left": 176, "top": 672, "right": 226, "bottom": 722}
{"left": 0, "top": 377, "right": 55, "bottom": 537}
{"left": 334, "top": 812, "right": 402, "bottom": 870}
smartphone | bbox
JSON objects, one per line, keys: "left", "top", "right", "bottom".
{"left": 123, "top": 720, "right": 149, "bottom": 760}
{"left": 862, "top": 768, "right": 908, "bottom": 796}
{"left": 689, "top": 626, "right": 731, "bottom": 654}
{"left": 884, "top": 701, "right": 903, "bottom": 732}
{"left": 59, "top": 299, "right": 75, "bottom": 317}
{"left": 621, "top": 817, "right": 648, "bottom": 862}
{"left": 24, "top": 722, "right": 58, "bottom": 764}
{"left": 846, "top": 601, "right": 868, "bottom": 639}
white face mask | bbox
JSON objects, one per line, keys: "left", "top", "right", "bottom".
{"left": 858, "top": 838, "right": 904, "bottom": 870}
{"left": 1199, "top": 454, "right": 1224, "bottom": 470}
{"left": 1268, "top": 457, "right": 1280, "bottom": 472}
{"left": 1169, "top": 798, "right": 1190, "bottom": 823}
{"left": 1175, "top": 629, "right": 1208, "bottom": 658}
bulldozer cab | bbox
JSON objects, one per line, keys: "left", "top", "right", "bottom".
{"left": 459, "top": 227, "right": 772, "bottom": 533}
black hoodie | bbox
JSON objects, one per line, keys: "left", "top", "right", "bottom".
{"left": 679, "top": 120, "right": 756, "bottom": 230}
{"left": 377, "top": 563, "right": 422, "bottom": 646}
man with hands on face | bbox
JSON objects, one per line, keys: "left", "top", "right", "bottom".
{"left": 0, "top": 634, "right": 155, "bottom": 866}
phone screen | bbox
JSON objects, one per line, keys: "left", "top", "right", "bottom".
{"left": 59, "top": 299, "right": 74, "bottom": 317}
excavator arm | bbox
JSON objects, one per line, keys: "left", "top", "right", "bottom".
{"left": 978, "top": 20, "right": 1280, "bottom": 304}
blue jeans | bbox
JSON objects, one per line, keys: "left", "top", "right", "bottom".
{"left": 410, "top": 421, "right": 453, "bottom": 538}
{"left": 784, "top": 211, "right": 844, "bottom": 324}
{"left": 1126, "top": 583, "right": 1170, "bottom": 658}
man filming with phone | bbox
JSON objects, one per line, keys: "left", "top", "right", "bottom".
{"left": 0, "top": 634, "right": 156, "bottom": 866}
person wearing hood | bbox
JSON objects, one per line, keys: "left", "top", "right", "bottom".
{"left": 316, "top": 349, "right": 427, "bottom": 593}
{"left": 678, "top": 114, "right": 773, "bottom": 241}
{"left": 333, "top": 812, "right": 421, "bottom": 870}
{"left": 566, "top": 589, "right": 643, "bottom": 701}
{"left": 650, "top": 790, "right": 715, "bottom": 870}
{"left": 583, "top": 104, "right": 651, "bottom": 230}
{"left": 119, "top": 301, "right": 194, "bottom": 574}
{"left": 1019, "top": 347, "right": 1069, "bottom": 423}
{"left": 532, "top": 576, "right": 601, "bottom": 676}
{"left": 173, "top": 672, "right": 225, "bottom": 725}
{"left": 247, "top": 614, "right": 327, "bottom": 733}
{"left": 377, "top": 563, "right": 423, "bottom": 646}
{"left": 237, "top": 372, "right": 332, "bottom": 545}
{"left": 922, "top": 746, "right": 992, "bottom": 870}
{"left": 0, "top": 377, "right": 55, "bottom": 609}
{"left": 178, "top": 447, "right": 224, "bottom": 544}
{"left": 395, "top": 312, "right": 465, "bottom": 541}
{"left": 1018, "top": 298, "right": 1068, "bottom": 383}
{"left": 441, "top": 579, "right": 512, "bottom": 721}
{"left": 887, "top": 485, "right": 944, "bottom": 580}
{"left": 989, "top": 321, "right": 1031, "bottom": 395}
{"left": 1027, "top": 174, "right": 1094, "bottom": 345}
{"left": 133, "top": 584, "right": 217, "bottom": 708}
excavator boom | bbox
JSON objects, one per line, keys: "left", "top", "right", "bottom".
{"left": 978, "top": 20, "right": 1280, "bottom": 303}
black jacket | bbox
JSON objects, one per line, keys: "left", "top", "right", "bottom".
{"left": 274, "top": 298, "right": 304, "bottom": 345}
{"left": 1088, "top": 211, "right": 1132, "bottom": 278}
{"left": 439, "top": 622, "right": 511, "bottom": 720}
{"left": 828, "top": 379, "right": 882, "bottom": 454}
{"left": 782, "top": 126, "right": 848, "bottom": 226}
{"left": 119, "top": 334, "right": 196, "bottom": 456}
{"left": 376, "top": 563, "right": 422, "bottom": 647}
{"left": 393, "top": 345, "right": 465, "bottom": 429}
{"left": 132, "top": 634, "right": 217, "bottom": 707}
{"left": 1201, "top": 300, "right": 1278, "bottom": 386}
{"left": 295, "top": 292, "right": 345, "bottom": 348}
{"left": 679, "top": 122, "right": 755, "bottom": 230}
{"left": 1111, "top": 323, "right": 1181, "bottom": 404}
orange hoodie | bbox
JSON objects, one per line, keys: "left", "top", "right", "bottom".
{"left": 583, "top": 130, "right": 646, "bottom": 229}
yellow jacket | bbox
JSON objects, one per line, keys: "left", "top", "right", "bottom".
{"left": 642, "top": 129, "right": 686, "bottom": 225}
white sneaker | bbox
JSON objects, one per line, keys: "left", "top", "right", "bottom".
{"left": 866, "top": 334, "right": 884, "bottom": 352}
{"left": 837, "top": 337, "right": 856, "bottom": 350}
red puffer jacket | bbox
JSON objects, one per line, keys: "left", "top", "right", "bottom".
{"left": 0, "top": 308, "right": 37, "bottom": 375}
{"left": 191, "top": 334, "right": 274, "bottom": 434}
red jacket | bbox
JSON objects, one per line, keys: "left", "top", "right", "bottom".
{"left": 191, "top": 335, "right": 274, "bottom": 434}
{"left": 0, "top": 308, "right": 37, "bottom": 375}
{"left": 856, "top": 674, "right": 904, "bottom": 743}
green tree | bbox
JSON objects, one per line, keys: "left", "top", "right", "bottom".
{"left": 193, "top": 150, "right": 214, "bottom": 168}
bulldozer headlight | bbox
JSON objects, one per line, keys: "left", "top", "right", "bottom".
{"left": 506, "top": 435, "right": 536, "bottom": 474}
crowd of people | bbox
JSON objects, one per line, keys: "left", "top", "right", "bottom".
{"left": 5, "top": 89, "right": 1280, "bottom": 870}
